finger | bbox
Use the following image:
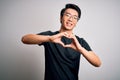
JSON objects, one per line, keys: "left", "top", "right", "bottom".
{"left": 62, "top": 32, "right": 68, "bottom": 37}
{"left": 70, "top": 34, "right": 75, "bottom": 38}
{"left": 63, "top": 32, "right": 71, "bottom": 38}
{"left": 65, "top": 44, "right": 77, "bottom": 50}
{"left": 58, "top": 41, "right": 65, "bottom": 47}
{"left": 64, "top": 44, "right": 72, "bottom": 48}
{"left": 58, "top": 32, "right": 67, "bottom": 38}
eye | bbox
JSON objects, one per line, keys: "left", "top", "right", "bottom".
{"left": 73, "top": 16, "right": 78, "bottom": 20}
{"left": 64, "top": 12, "right": 79, "bottom": 21}
{"left": 65, "top": 13, "right": 71, "bottom": 17}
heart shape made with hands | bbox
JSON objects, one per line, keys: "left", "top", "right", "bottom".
{"left": 60, "top": 33, "right": 80, "bottom": 51}
{"left": 61, "top": 36, "right": 72, "bottom": 45}
{"left": 52, "top": 32, "right": 79, "bottom": 50}
{"left": 60, "top": 36, "right": 78, "bottom": 50}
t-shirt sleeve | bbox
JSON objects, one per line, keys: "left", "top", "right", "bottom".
{"left": 77, "top": 37, "right": 92, "bottom": 51}
{"left": 37, "top": 31, "right": 51, "bottom": 46}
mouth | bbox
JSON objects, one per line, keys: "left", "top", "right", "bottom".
{"left": 66, "top": 22, "right": 73, "bottom": 27}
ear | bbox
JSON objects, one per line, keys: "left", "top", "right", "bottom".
{"left": 60, "top": 16, "right": 62, "bottom": 23}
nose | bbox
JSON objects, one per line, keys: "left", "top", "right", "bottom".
{"left": 68, "top": 16, "right": 73, "bottom": 21}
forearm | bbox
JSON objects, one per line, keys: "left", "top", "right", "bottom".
{"left": 79, "top": 47, "right": 101, "bottom": 67}
{"left": 66, "top": 35, "right": 101, "bottom": 67}
{"left": 21, "top": 34, "right": 50, "bottom": 44}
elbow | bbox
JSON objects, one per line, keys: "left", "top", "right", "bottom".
{"left": 21, "top": 34, "right": 32, "bottom": 44}
{"left": 95, "top": 63, "right": 101, "bottom": 67}
{"left": 21, "top": 36, "right": 27, "bottom": 44}
{"left": 94, "top": 60, "right": 102, "bottom": 67}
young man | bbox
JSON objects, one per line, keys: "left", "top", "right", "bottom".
{"left": 21, "top": 4, "right": 101, "bottom": 80}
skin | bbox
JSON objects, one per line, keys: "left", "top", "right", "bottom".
{"left": 21, "top": 8, "right": 101, "bottom": 67}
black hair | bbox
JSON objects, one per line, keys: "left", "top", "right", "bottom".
{"left": 60, "top": 3, "right": 81, "bottom": 19}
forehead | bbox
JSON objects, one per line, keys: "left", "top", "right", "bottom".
{"left": 65, "top": 8, "right": 78, "bottom": 16}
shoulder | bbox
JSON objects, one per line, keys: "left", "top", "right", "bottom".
{"left": 75, "top": 35, "right": 84, "bottom": 43}
{"left": 75, "top": 35, "right": 92, "bottom": 51}
{"left": 76, "top": 35, "right": 88, "bottom": 44}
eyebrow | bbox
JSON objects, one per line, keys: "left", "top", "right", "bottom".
{"left": 65, "top": 12, "right": 78, "bottom": 17}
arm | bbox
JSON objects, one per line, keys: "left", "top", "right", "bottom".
{"left": 21, "top": 32, "right": 68, "bottom": 45}
{"left": 79, "top": 48, "right": 101, "bottom": 67}
{"left": 21, "top": 34, "right": 51, "bottom": 44}
{"left": 21, "top": 33, "right": 101, "bottom": 67}
{"left": 64, "top": 34, "right": 101, "bottom": 67}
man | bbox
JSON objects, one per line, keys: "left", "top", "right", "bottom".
{"left": 21, "top": 4, "right": 101, "bottom": 80}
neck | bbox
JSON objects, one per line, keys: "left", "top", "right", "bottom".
{"left": 59, "top": 28, "right": 73, "bottom": 35}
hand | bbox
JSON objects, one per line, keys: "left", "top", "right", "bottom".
{"left": 64, "top": 34, "right": 82, "bottom": 51}
{"left": 51, "top": 33, "right": 101, "bottom": 67}
{"left": 50, "top": 32, "right": 82, "bottom": 51}
{"left": 50, "top": 32, "right": 69, "bottom": 47}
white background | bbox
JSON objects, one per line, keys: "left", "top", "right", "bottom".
{"left": 0, "top": 0, "right": 120, "bottom": 80}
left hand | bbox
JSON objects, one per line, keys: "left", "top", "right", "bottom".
{"left": 65, "top": 34, "right": 101, "bottom": 67}
{"left": 64, "top": 34, "right": 82, "bottom": 51}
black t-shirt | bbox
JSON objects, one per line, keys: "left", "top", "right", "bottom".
{"left": 38, "top": 31, "right": 92, "bottom": 80}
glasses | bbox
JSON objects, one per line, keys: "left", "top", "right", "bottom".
{"left": 64, "top": 12, "right": 79, "bottom": 21}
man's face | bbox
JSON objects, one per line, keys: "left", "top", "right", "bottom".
{"left": 61, "top": 8, "right": 79, "bottom": 31}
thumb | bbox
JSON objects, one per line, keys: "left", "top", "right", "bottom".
{"left": 58, "top": 41, "right": 65, "bottom": 47}
{"left": 64, "top": 44, "right": 72, "bottom": 48}
{"left": 64, "top": 44, "right": 77, "bottom": 50}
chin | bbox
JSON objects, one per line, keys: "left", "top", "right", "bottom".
{"left": 65, "top": 26, "right": 73, "bottom": 30}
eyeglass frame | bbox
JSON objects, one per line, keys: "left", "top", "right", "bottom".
{"left": 63, "top": 12, "right": 79, "bottom": 21}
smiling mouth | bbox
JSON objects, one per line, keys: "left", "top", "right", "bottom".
{"left": 66, "top": 22, "right": 73, "bottom": 27}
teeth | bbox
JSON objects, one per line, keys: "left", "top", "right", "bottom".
{"left": 68, "top": 24, "right": 71, "bottom": 26}
{"left": 67, "top": 23, "right": 72, "bottom": 26}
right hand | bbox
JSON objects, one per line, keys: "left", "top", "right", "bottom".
{"left": 49, "top": 32, "right": 69, "bottom": 46}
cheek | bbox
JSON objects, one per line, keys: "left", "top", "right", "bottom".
{"left": 73, "top": 21, "right": 77, "bottom": 26}
{"left": 61, "top": 17, "right": 64, "bottom": 23}
{"left": 61, "top": 18, "right": 66, "bottom": 25}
